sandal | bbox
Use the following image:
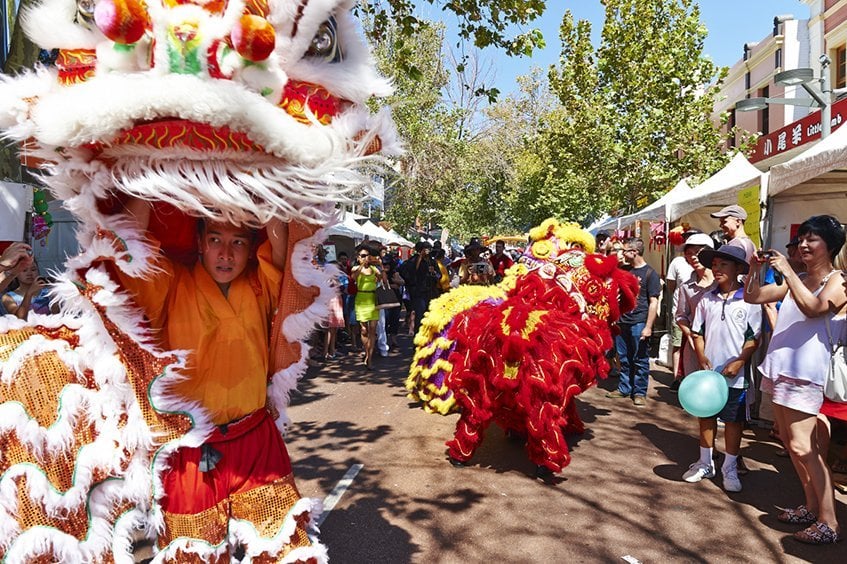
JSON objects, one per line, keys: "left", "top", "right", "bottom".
{"left": 794, "top": 522, "right": 841, "bottom": 544}
{"left": 777, "top": 505, "right": 817, "bottom": 525}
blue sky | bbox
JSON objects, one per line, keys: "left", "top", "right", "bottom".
{"left": 420, "top": 0, "right": 809, "bottom": 97}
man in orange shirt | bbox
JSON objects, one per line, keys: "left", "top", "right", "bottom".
{"left": 118, "top": 199, "right": 315, "bottom": 561}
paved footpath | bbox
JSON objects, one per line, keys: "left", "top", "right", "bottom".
{"left": 284, "top": 334, "right": 847, "bottom": 564}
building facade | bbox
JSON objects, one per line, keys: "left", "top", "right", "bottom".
{"left": 714, "top": 1, "right": 847, "bottom": 168}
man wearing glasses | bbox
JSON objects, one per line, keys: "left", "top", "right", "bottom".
{"left": 606, "top": 238, "right": 661, "bottom": 406}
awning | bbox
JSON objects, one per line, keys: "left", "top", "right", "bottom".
{"left": 767, "top": 123, "right": 847, "bottom": 197}
{"left": 359, "top": 220, "right": 395, "bottom": 244}
{"left": 0, "top": 182, "right": 32, "bottom": 241}
{"left": 325, "top": 212, "right": 368, "bottom": 240}
{"left": 668, "top": 153, "right": 762, "bottom": 222}
{"left": 619, "top": 179, "right": 693, "bottom": 228}
{"left": 386, "top": 229, "right": 415, "bottom": 247}
{"left": 592, "top": 179, "right": 693, "bottom": 232}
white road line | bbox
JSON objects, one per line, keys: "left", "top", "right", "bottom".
{"left": 317, "top": 463, "right": 363, "bottom": 527}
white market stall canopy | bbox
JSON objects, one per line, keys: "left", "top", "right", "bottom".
{"left": 0, "top": 182, "right": 32, "bottom": 241}
{"left": 623, "top": 179, "right": 693, "bottom": 229}
{"left": 359, "top": 220, "right": 395, "bottom": 245}
{"left": 767, "top": 122, "right": 847, "bottom": 197}
{"left": 668, "top": 153, "right": 763, "bottom": 223}
{"left": 387, "top": 229, "right": 414, "bottom": 247}
{"left": 325, "top": 212, "right": 368, "bottom": 240}
{"left": 764, "top": 124, "right": 847, "bottom": 251}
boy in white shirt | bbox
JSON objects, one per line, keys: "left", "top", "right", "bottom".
{"left": 682, "top": 245, "right": 761, "bottom": 492}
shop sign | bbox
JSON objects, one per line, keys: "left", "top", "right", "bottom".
{"left": 749, "top": 97, "right": 847, "bottom": 163}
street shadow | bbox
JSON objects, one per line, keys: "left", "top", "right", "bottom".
{"left": 317, "top": 463, "right": 420, "bottom": 563}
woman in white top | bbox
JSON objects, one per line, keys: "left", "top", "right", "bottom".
{"left": 744, "top": 215, "right": 846, "bottom": 544}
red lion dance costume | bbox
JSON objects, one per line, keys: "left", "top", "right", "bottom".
{"left": 0, "top": 0, "right": 398, "bottom": 561}
{"left": 406, "top": 220, "right": 639, "bottom": 475}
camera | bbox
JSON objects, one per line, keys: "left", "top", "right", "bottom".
{"left": 757, "top": 251, "right": 773, "bottom": 260}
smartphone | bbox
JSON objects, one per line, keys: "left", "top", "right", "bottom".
{"left": 757, "top": 250, "right": 773, "bottom": 260}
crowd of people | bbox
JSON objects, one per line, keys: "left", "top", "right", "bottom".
{"left": 597, "top": 208, "right": 847, "bottom": 545}
{"left": 309, "top": 235, "right": 519, "bottom": 368}
{"left": 4, "top": 209, "right": 847, "bottom": 548}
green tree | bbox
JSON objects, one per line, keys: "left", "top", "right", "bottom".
{"left": 369, "top": 20, "right": 462, "bottom": 235}
{"left": 544, "top": 0, "right": 734, "bottom": 218}
{"left": 360, "top": 0, "right": 546, "bottom": 101}
{"left": 1, "top": 0, "right": 38, "bottom": 181}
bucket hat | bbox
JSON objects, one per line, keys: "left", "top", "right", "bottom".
{"left": 698, "top": 244, "right": 749, "bottom": 274}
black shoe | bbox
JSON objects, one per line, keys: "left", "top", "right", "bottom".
{"left": 448, "top": 457, "right": 467, "bottom": 468}
{"left": 535, "top": 465, "right": 555, "bottom": 483}
{"left": 670, "top": 379, "right": 681, "bottom": 392}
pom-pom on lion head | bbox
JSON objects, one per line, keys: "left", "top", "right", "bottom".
{"left": 520, "top": 218, "right": 595, "bottom": 268}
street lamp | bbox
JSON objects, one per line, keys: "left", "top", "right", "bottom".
{"left": 736, "top": 55, "right": 833, "bottom": 137}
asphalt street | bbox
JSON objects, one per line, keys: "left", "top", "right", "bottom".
{"left": 284, "top": 333, "right": 847, "bottom": 564}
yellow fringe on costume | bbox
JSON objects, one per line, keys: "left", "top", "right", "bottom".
{"left": 405, "top": 282, "right": 507, "bottom": 415}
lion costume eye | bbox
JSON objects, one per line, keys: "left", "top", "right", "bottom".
{"left": 306, "top": 17, "right": 343, "bottom": 63}
{"left": 76, "top": 0, "right": 96, "bottom": 27}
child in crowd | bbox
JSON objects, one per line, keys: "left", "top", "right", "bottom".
{"left": 683, "top": 245, "right": 761, "bottom": 492}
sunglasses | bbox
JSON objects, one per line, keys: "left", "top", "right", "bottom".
{"left": 358, "top": 253, "right": 370, "bottom": 258}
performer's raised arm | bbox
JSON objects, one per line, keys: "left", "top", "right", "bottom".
{"left": 124, "top": 198, "right": 153, "bottom": 231}
{"left": 265, "top": 217, "right": 289, "bottom": 273}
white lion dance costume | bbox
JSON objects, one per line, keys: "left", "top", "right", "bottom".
{"left": 0, "top": 0, "right": 398, "bottom": 562}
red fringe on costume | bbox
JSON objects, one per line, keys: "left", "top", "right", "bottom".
{"left": 445, "top": 254, "right": 639, "bottom": 472}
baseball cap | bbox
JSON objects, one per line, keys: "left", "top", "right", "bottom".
{"left": 683, "top": 233, "right": 715, "bottom": 249}
{"left": 710, "top": 204, "right": 747, "bottom": 220}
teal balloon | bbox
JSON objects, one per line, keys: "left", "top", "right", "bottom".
{"left": 678, "top": 370, "right": 729, "bottom": 418}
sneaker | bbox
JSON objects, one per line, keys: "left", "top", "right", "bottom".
{"left": 632, "top": 395, "right": 647, "bottom": 407}
{"left": 606, "top": 390, "right": 628, "bottom": 399}
{"left": 683, "top": 461, "right": 715, "bottom": 483}
{"left": 722, "top": 464, "right": 742, "bottom": 492}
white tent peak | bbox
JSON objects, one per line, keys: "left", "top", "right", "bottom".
{"left": 768, "top": 122, "right": 847, "bottom": 196}
{"left": 593, "top": 178, "right": 693, "bottom": 232}
{"left": 668, "top": 153, "right": 761, "bottom": 222}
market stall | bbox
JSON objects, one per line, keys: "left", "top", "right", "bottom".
{"left": 0, "top": 181, "right": 31, "bottom": 244}
{"left": 668, "top": 153, "right": 764, "bottom": 237}
{"left": 766, "top": 124, "right": 847, "bottom": 250}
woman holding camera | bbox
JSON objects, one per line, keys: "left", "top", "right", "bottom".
{"left": 2, "top": 256, "right": 54, "bottom": 319}
{"left": 745, "top": 215, "right": 846, "bottom": 544}
{"left": 352, "top": 241, "right": 388, "bottom": 370}
{"left": 459, "top": 239, "right": 494, "bottom": 286}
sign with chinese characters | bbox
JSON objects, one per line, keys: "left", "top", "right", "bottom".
{"left": 749, "top": 97, "right": 847, "bottom": 163}
{"left": 737, "top": 185, "right": 761, "bottom": 248}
